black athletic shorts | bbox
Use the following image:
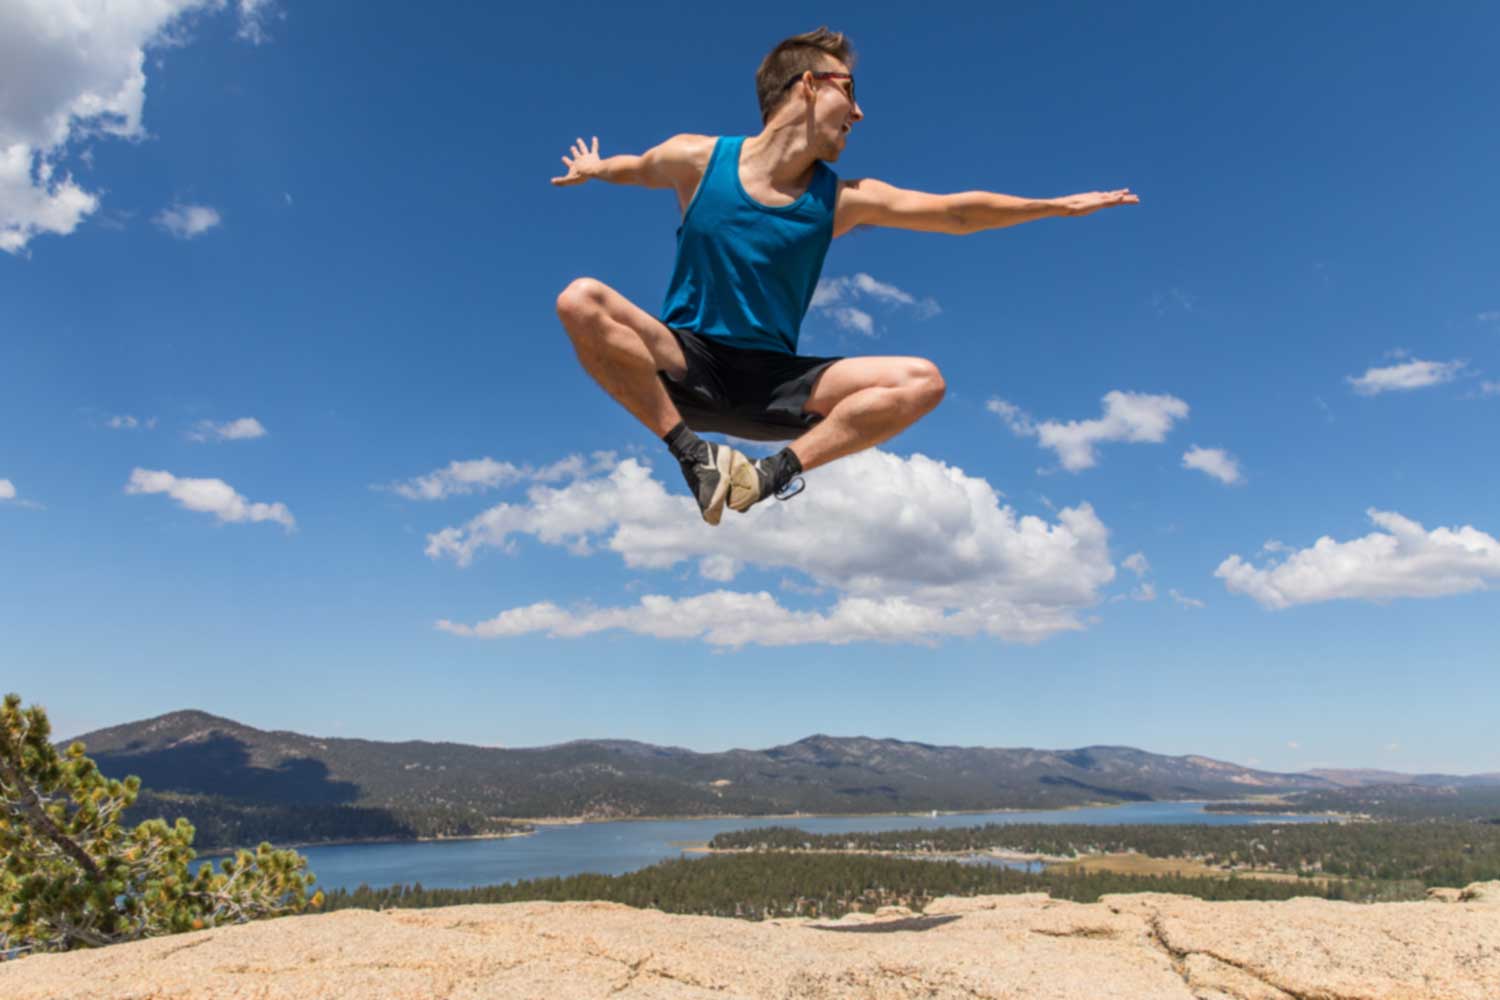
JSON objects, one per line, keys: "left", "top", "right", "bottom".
{"left": 658, "top": 329, "right": 843, "bottom": 442}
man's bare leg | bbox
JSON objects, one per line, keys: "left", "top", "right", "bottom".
{"left": 555, "top": 277, "right": 688, "bottom": 436}
{"left": 726, "top": 355, "right": 944, "bottom": 512}
{"left": 791, "top": 356, "right": 946, "bottom": 471}
{"left": 555, "top": 276, "right": 751, "bottom": 525}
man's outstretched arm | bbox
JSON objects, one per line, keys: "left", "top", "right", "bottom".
{"left": 551, "top": 134, "right": 713, "bottom": 191}
{"left": 833, "top": 177, "right": 1139, "bottom": 237}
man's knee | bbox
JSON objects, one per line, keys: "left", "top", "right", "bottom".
{"left": 908, "top": 359, "right": 946, "bottom": 410}
{"left": 556, "top": 277, "right": 608, "bottom": 330}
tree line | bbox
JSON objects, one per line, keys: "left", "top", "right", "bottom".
{"left": 1207, "top": 786, "right": 1500, "bottom": 822}
{"left": 319, "top": 851, "right": 1419, "bottom": 921}
{"left": 124, "top": 790, "right": 531, "bottom": 852}
{"left": 705, "top": 821, "right": 1500, "bottom": 886}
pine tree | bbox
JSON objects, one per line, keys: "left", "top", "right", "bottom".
{"left": 1, "top": 693, "right": 323, "bottom": 957}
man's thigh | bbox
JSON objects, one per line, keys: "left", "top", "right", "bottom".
{"left": 802, "top": 356, "right": 938, "bottom": 417}
{"left": 579, "top": 279, "right": 688, "bottom": 378}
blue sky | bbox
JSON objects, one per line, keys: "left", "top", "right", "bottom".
{"left": 3, "top": 2, "right": 1497, "bottom": 774}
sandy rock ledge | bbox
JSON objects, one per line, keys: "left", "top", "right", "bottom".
{"left": 3, "top": 887, "right": 1499, "bottom": 999}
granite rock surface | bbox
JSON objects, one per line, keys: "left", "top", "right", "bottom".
{"left": 3, "top": 887, "right": 1499, "bottom": 999}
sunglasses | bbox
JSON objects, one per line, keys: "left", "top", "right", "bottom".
{"left": 781, "top": 70, "right": 856, "bottom": 105}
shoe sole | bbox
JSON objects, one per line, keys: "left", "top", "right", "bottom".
{"left": 727, "top": 452, "right": 761, "bottom": 513}
{"left": 700, "top": 447, "right": 734, "bottom": 526}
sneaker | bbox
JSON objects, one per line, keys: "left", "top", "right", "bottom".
{"left": 680, "top": 441, "right": 751, "bottom": 526}
{"left": 729, "top": 457, "right": 805, "bottom": 513}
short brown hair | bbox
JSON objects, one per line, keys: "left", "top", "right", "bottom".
{"left": 755, "top": 27, "right": 856, "bottom": 124}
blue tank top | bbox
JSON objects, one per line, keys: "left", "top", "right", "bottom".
{"left": 660, "top": 136, "right": 838, "bottom": 354}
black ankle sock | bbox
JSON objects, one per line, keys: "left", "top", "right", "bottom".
{"left": 760, "top": 447, "right": 803, "bottom": 493}
{"left": 663, "top": 421, "right": 707, "bottom": 465}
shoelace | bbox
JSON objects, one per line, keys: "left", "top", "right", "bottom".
{"left": 774, "top": 476, "right": 805, "bottom": 501}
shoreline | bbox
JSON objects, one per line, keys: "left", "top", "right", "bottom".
{"left": 516, "top": 800, "right": 1129, "bottom": 827}
{"left": 192, "top": 798, "right": 1324, "bottom": 858}
{"left": 192, "top": 828, "right": 534, "bottom": 860}
{"left": 683, "top": 844, "right": 1073, "bottom": 864}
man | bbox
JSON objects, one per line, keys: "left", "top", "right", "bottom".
{"left": 552, "top": 27, "right": 1137, "bottom": 525}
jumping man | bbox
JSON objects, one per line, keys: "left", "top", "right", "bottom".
{"left": 552, "top": 28, "right": 1138, "bottom": 525}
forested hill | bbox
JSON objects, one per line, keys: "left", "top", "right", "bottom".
{"left": 67, "top": 711, "right": 1344, "bottom": 827}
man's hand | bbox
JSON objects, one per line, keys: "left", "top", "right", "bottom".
{"left": 1052, "top": 189, "right": 1140, "bottom": 217}
{"left": 552, "top": 136, "right": 603, "bottom": 186}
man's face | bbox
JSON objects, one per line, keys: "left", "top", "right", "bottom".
{"left": 805, "top": 60, "right": 863, "bottom": 160}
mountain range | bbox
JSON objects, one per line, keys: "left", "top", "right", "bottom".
{"left": 59, "top": 709, "right": 1435, "bottom": 820}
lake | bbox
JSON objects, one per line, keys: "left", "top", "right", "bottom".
{"left": 236, "top": 801, "right": 1327, "bottom": 893}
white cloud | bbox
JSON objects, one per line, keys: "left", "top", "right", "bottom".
{"left": 1182, "top": 445, "right": 1244, "bottom": 485}
{"left": 810, "top": 273, "right": 940, "bottom": 336}
{"left": 431, "top": 449, "right": 1118, "bottom": 647}
{"left": 0, "top": 478, "right": 44, "bottom": 510}
{"left": 827, "top": 306, "right": 874, "bottom": 336}
{"left": 0, "top": 1, "right": 266, "bottom": 254}
{"left": 381, "top": 452, "right": 617, "bottom": 501}
{"left": 1478, "top": 311, "right": 1499, "bottom": 323}
{"left": 1110, "top": 553, "right": 1155, "bottom": 602}
{"left": 1216, "top": 509, "right": 1500, "bottom": 609}
{"left": 1287, "top": 741, "right": 1301, "bottom": 751}
{"left": 986, "top": 398, "right": 1034, "bottom": 436}
{"left": 125, "top": 467, "right": 294, "bottom": 530}
{"left": 1169, "top": 589, "right": 1205, "bottom": 609}
{"left": 154, "top": 201, "right": 221, "bottom": 239}
{"left": 1480, "top": 381, "right": 1500, "bottom": 397}
{"left": 1346, "top": 358, "right": 1465, "bottom": 396}
{"left": 236, "top": 0, "right": 277, "bottom": 44}
{"left": 188, "top": 417, "right": 266, "bottom": 442}
{"left": 106, "top": 414, "right": 156, "bottom": 430}
{"left": 989, "top": 391, "right": 1189, "bottom": 472}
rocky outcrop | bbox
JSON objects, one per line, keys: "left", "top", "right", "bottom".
{"left": 3, "top": 888, "right": 1498, "bottom": 999}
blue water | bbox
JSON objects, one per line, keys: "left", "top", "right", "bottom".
{"left": 225, "top": 801, "right": 1325, "bottom": 894}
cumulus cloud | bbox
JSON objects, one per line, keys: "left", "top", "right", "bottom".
{"left": 0, "top": 479, "right": 15, "bottom": 501}
{"left": 989, "top": 391, "right": 1190, "bottom": 472}
{"left": 380, "top": 452, "right": 617, "bottom": 500}
{"left": 188, "top": 417, "right": 266, "bottom": 442}
{"left": 1346, "top": 358, "right": 1465, "bottom": 396}
{"left": 1122, "top": 552, "right": 1150, "bottom": 577}
{"left": 430, "top": 449, "right": 1118, "bottom": 647}
{"left": 1216, "top": 509, "right": 1500, "bottom": 609}
{"left": 1480, "top": 381, "right": 1500, "bottom": 397}
{"left": 810, "top": 273, "right": 940, "bottom": 336}
{"left": 154, "top": 201, "right": 220, "bottom": 239}
{"left": 125, "top": 468, "right": 294, "bottom": 530}
{"left": 1182, "top": 445, "right": 1244, "bottom": 485}
{"left": 0, "top": 1, "right": 272, "bottom": 254}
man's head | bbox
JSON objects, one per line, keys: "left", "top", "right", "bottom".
{"left": 755, "top": 27, "right": 863, "bottom": 159}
